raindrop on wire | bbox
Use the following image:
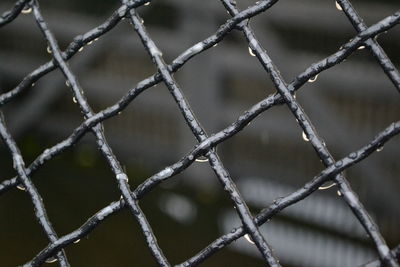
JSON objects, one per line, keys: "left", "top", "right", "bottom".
{"left": 144, "top": 1, "right": 150, "bottom": 5}
{"left": 65, "top": 80, "right": 70, "bottom": 87}
{"left": 302, "top": 131, "right": 309, "bottom": 142}
{"left": 47, "top": 46, "right": 52, "bottom": 54}
{"left": 244, "top": 234, "right": 255, "bottom": 244}
{"left": 335, "top": 1, "right": 343, "bottom": 11}
{"left": 45, "top": 257, "right": 58, "bottom": 264}
{"left": 358, "top": 45, "right": 365, "bottom": 50}
{"left": 195, "top": 156, "right": 209, "bottom": 163}
{"left": 318, "top": 182, "right": 336, "bottom": 190}
{"left": 21, "top": 7, "right": 32, "bottom": 14}
{"left": 308, "top": 74, "right": 318, "bottom": 83}
{"left": 334, "top": 161, "right": 343, "bottom": 167}
{"left": 78, "top": 47, "right": 84, "bottom": 52}
{"left": 248, "top": 47, "right": 256, "bottom": 57}
{"left": 229, "top": 0, "right": 237, "bottom": 6}
{"left": 348, "top": 152, "right": 357, "bottom": 159}
{"left": 376, "top": 146, "right": 384, "bottom": 152}
{"left": 337, "top": 190, "right": 342, "bottom": 196}
{"left": 72, "top": 97, "right": 77, "bottom": 103}
{"left": 73, "top": 239, "right": 80, "bottom": 244}
{"left": 17, "top": 185, "right": 26, "bottom": 191}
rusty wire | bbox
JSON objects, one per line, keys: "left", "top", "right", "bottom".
{"left": 0, "top": 0, "right": 399, "bottom": 266}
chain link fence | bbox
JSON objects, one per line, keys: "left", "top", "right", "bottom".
{"left": 0, "top": 0, "right": 399, "bottom": 266}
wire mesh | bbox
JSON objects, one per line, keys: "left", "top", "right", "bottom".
{"left": 0, "top": 0, "right": 399, "bottom": 266}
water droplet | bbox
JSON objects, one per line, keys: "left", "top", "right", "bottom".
{"left": 118, "top": 5, "right": 127, "bottom": 17}
{"left": 318, "top": 182, "right": 336, "bottom": 190}
{"left": 357, "top": 45, "right": 365, "bottom": 50}
{"left": 349, "top": 152, "right": 357, "bottom": 159}
{"left": 72, "top": 97, "right": 77, "bottom": 103}
{"left": 248, "top": 47, "right": 256, "bottom": 57}
{"left": 302, "top": 131, "right": 309, "bottom": 142}
{"left": 73, "top": 239, "right": 80, "bottom": 244}
{"left": 337, "top": 190, "right": 342, "bottom": 196}
{"left": 116, "top": 173, "right": 129, "bottom": 182}
{"left": 65, "top": 80, "right": 70, "bottom": 87}
{"left": 21, "top": 7, "right": 32, "bottom": 14}
{"left": 213, "top": 43, "right": 218, "bottom": 48}
{"left": 335, "top": 1, "right": 343, "bottom": 11}
{"left": 308, "top": 74, "right": 318, "bottom": 83}
{"left": 141, "top": 19, "right": 144, "bottom": 24}
{"left": 244, "top": 234, "right": 255, "bottom": 244}
{"left": 17, "top": 185, "right": 26, "bottom": 191}
{"left": 273, "top": 197, "right": 284, "bottom": 205}
{"left": 31, "top": 83, "right": 35, "bottom": 87}
{"left": 334, "top": 161, "right": 343, "bottom": 167}
{"left": 87, "top": 40, "right": 93, "bottom": 45}
{"left": 94, "top": 38, "right": 99, "bottom": 41}
{"left": 47, "top": 46, "right": 52, "bottom": 54}
{"left": 144, "top": 1, "right": 150, "bottom": 5}
{"left": 117, "top": 111, "right": 122, "bottom": 115}
{"left": 78, "top": 47, "right": 84, "bottom": 52}
{"left": 45, "top": 257, "right": 58, "bottom": 263}
{"left": 229, "top": 0, "right": 237, "bottom": 6}
{"left": 376, "top": 146, "right": 384, "bottom": 152}
{"left": 195, "top": 156, "right": 209, "bottom": 163}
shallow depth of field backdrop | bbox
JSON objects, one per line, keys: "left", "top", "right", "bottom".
{"left": 0, "top": 0, "right": 399, "bottom": 266}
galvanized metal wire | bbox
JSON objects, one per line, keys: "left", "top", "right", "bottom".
{"left": 0, "top": 0, "right": 399, "bottom": 266}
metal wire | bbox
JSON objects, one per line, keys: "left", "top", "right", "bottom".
{"left": 0, "top": 0, "right": 399, "bottom": 266}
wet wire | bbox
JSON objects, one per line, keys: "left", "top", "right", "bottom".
{"left": 0, "top": 0, "right": 399, "bottom": 266}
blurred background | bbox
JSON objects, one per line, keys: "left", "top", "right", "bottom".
{"left": 0, "top": 0, "right": 399, "bottom": 266}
